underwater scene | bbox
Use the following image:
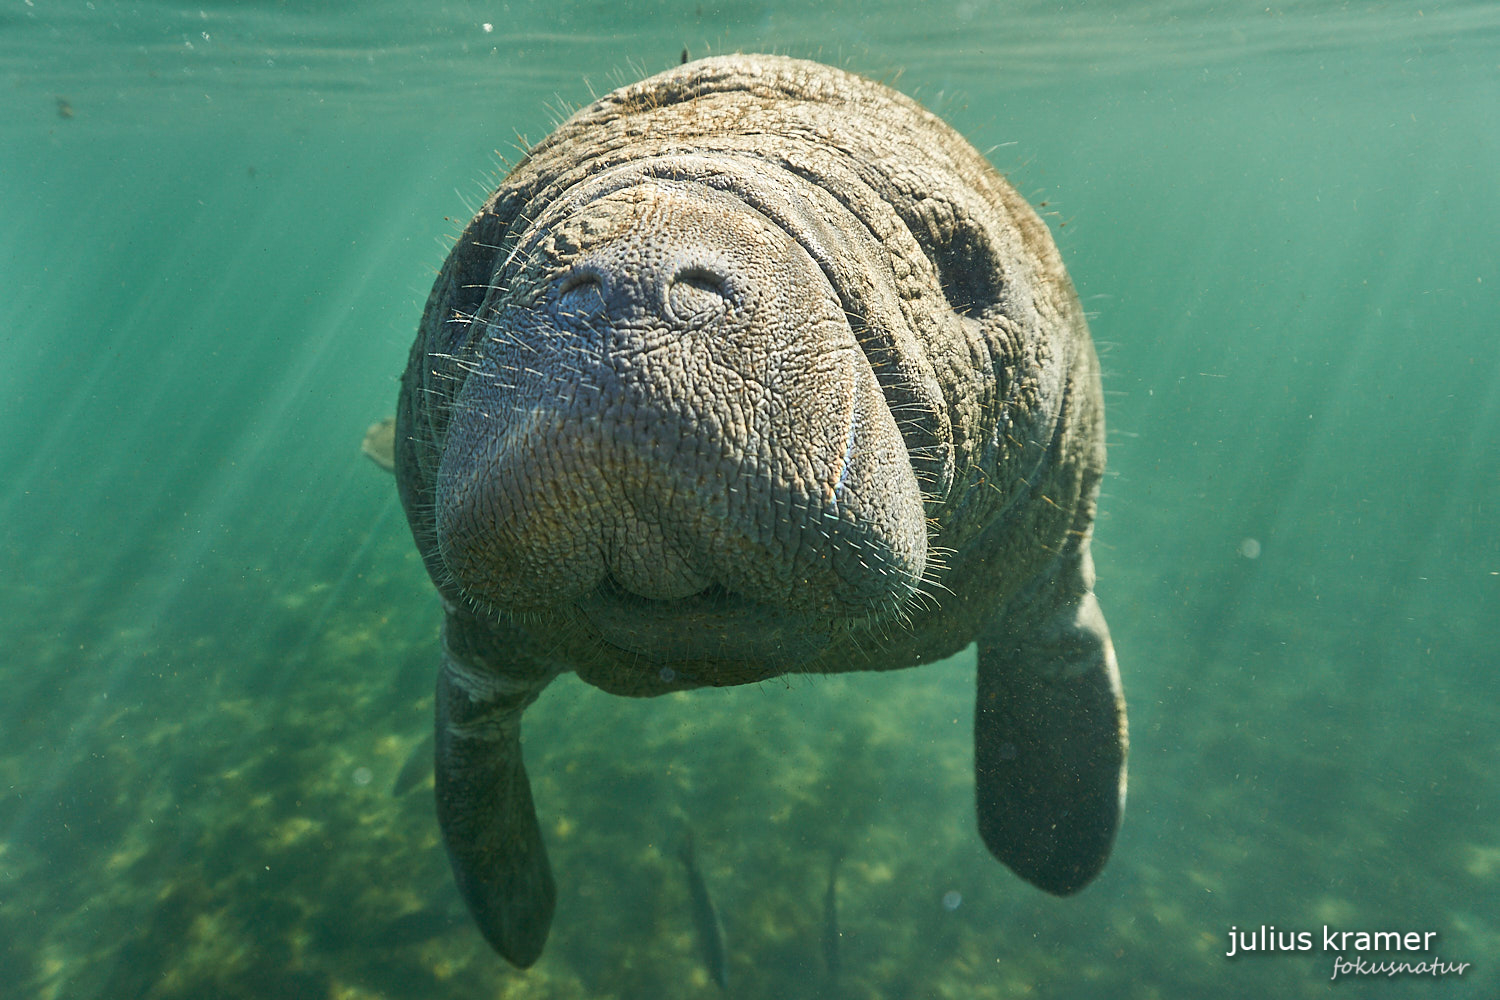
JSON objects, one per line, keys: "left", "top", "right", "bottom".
{"left": 2, "top": 1, "right": 1497, "bottom": 998}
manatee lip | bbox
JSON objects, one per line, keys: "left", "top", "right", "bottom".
{"left": 574, "top": 577, "right": 833, "bottom": 667}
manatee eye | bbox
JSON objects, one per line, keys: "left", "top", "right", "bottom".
{"left": 556, "top": 270, "right": 606, "bottom": 318}
{"left": 930, "top": 215, "right": 1002, "bottom": 320}
{"left": 666, "top": 267, "right": 730, "bottom": 323}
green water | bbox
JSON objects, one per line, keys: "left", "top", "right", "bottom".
{"left": 2, "top": 2, "right": 1497, "bottom": 998}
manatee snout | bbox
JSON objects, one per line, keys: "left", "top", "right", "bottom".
{"left": 434, "top": 180, "right": 928, "bottom": 667}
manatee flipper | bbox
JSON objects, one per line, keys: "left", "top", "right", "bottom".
{"left": 434, "top": 618, "right": 557, "bottom": 967}
{"left": 974, "top": 542, "right": 1127, "bottom": 895}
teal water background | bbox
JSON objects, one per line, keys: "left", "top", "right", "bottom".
{"left": 2, "top": 2, "right": 1497, "bottom": 997}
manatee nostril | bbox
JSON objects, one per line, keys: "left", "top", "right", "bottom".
{"left": 666, "top": 267, "right": 730, "bottom": 323}
{"left": 556, "top": 270, "right": 606, "bottom": 318}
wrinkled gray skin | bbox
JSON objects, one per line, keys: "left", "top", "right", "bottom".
{"left": 393, "top": 54, "right": 1127, "bottom": 968}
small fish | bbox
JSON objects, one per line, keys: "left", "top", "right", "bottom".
{"left": 822, "top": 851, "right": 842, "bottom": 986}
{"left": 679, "top": 828, "right": 729, "bottom": 990}
{"left": 361, "top": 417, "right": 397, "bottom": 472}
{"left": 392, "top": 732, "right": 434, "bottom": 796}
{"left": 384, "top": 904, "right": 461, "bottom": 945}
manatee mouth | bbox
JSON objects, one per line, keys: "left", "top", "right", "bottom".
{"left": 574, "top": 577, "right": 833, "bottom": 670}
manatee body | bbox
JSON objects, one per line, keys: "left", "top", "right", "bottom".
{"left": 394, "top": 54, "right": 1127, "bottom": 967}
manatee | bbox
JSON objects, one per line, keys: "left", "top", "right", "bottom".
{"left": 390, "top": 54, "right": 1127, "bottom": 967}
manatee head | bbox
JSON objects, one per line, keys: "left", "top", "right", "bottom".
{"left": 425, "top": 167, "right": 928, "bottom": 681}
